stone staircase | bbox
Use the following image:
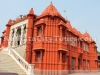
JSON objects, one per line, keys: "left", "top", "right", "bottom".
{"left": 0, "top": 50, "right": 27, "bottom": 75}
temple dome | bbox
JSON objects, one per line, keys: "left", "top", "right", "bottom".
{"left": 41, "top": 3, "right": 62, "bottom": 17}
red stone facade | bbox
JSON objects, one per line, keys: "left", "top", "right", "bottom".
{"left": 0, "top": 3, "right": 98, "bottom": 74}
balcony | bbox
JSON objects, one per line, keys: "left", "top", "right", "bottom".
{"left": 58, "top": 43, "right": 67, "bottom": 50}
{"left": 34, "top": 41, "right": 43, "bottom": 49}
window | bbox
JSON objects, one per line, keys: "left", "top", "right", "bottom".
{"left": 83, "top": 60, "right": 86, "bottom": 70}
{"left": 58, "top": 52, "right": 66, "bottom": 63}
{"left": 78, "top": 59, "right": 80, "bottom": 70}
{"left": 66, "top": 36, "right": 69, "bottom": 44}
{"left": 82, "top": 44, "right": 89, "bottom": 51}
{"left": 62, "top": 53, "right": 66, "bottom": 63}
{"left": 36, "top": 52, "right": 41, "bottom": 62}
{"left": 72, "top": 57, "right": 75, "bottom": 70}
{"left": 37, "top": 27, "right": 42, "bottom": 36}
{"left": 71, "top": 38, "right": 76, "bottom": 46}
{"left": 86, "top": 46, "right": 89, "bottom": 51}
{"left": 62, "top": 28, "right": 66, "bottom": 37}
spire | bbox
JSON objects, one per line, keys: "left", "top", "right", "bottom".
{"left": 28, "top": 8, "right": 34, "bottom": 15}
{"left": 50, "top": 1, "right": 53, "bottom": 5}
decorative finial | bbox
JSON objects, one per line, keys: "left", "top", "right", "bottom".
{"left": 20, "top": 15, "right": 23, "bottom": 18}
{"left": 50, "top": 1, "right": 53, "bottom": 5}
{"left": 64, "top": 10, "right": 67, "bottom": 20}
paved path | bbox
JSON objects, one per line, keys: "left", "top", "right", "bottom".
{"left": 68, "top": 72, "right": 100, "bottom": 75}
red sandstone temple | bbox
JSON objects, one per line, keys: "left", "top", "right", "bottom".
{"left": 0, "top": 3, "right": 98, "bottom": 75}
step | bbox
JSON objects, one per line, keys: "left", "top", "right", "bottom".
{"left": 0, "top": 52, "right": 27, "bottom": 75}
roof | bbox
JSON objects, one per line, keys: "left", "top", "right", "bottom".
{"left": 41, "top": 3, "right": 62, "bottom": 17}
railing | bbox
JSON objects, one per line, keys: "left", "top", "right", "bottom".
{"left": 13, "top": 45, "right": 26, "bottom": 59}
{"left": 8, "top": 48, "right": 34, "bottom": 75}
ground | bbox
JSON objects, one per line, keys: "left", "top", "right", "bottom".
{"left": 69, "top": 72, "right": 100, "bottom": 75}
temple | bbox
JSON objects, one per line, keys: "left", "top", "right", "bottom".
{"left": 0, "top": 3, "right": 98, "bottom": 75}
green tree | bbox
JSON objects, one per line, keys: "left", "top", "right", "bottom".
{"left": 98, "top": 51, "right": 100, "bottom": 54}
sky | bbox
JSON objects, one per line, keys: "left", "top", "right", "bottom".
{"left": 0, "top": 0, "right": 100, "bottom": 51}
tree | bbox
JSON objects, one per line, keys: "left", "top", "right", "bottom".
{"left": 97, "top": 51, "right": 100, "bottom": 54}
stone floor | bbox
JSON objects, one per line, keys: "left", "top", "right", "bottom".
{"left": 68, "top": 72, "right": 100, "bottom": 75}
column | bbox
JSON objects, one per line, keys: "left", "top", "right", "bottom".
{"left": 59, "top": 26, "right": 62, "bottom": 48}
{"left": 59, "top": 52, "right": 62, "bottom": 69}
{"left": 39, "top": 51, "right": 43, "bottom": 69}
{"left": 12, "top": 28, "right": 17, "bottom": 47}
{"left": 20, "top": 25, "right": 24, "bottom": 45}
{"left": 86, "top": 60, "right": 87, "bottom": 70}
{"left": 80, "top": 58, "right": 83, "bottom": 70}
{"left": 8, "top": 30, "right": 13, "bottom": 47}
{"left": 75, "top": 57, "right": 78, "bottom": 70}
{"left": 69, "top": 56, "right": 72, "bottom": 70}
{"left": 24, "top": 24, "right": 27, "bottom": 45}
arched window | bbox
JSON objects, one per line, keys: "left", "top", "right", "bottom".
{"left": 62, "top": 28, "right": 66, "bottom": 37}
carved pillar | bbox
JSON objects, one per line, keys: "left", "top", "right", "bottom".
{"left": 39, "top": 51, "right": 43, "bottom": 69}
{"left": 80, "top": 57, "right": 83, "bottom": 70}
{"left": 24, "top": 25, "right": 26, "bottom": 44}
{"left": 59, "top": 52, "right": 62, "bottom": 69}
{"left": 75, "top": 57, "right": 78, "bottom": 70}
{"left": 59, "top": 26, "right": 62, "bottom": 37}
{"left": 12, "top": 28, "right": 17, "bottom": 47}
{"left": 60, "top": 52, "right": 62, "bottom": 63}
{"left": 20, "top": 25, "right": 24, "bottom": 45}
{"left": 8, "top": 30, "right": 13, "bottom": 47}
{"left": 86, "top": 60, "right": 87, "bottom": 70}
{"left": 59, "top": 26, "right": 62, "bottom": 48}
{"left": 69, "top": 56, "right": 72, "bottom": 70}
